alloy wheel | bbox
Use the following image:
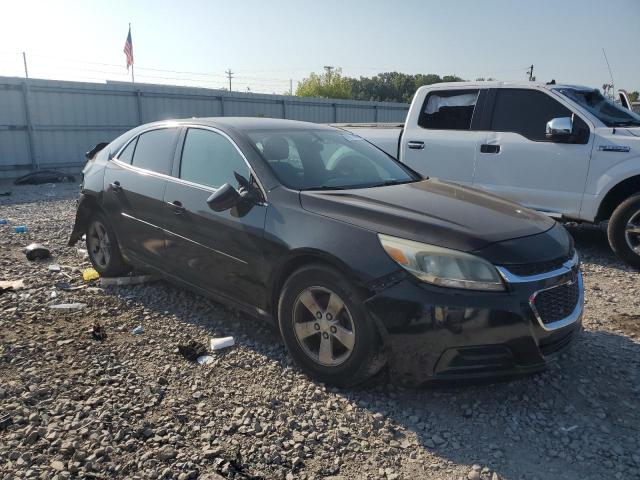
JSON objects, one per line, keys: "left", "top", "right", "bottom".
{"left": 292, "top": 286, "right": 356, "bottom": 366}
{"left": 87, "top": 220, "right": 112, "bottom": 269}
{"left": 625, "top": 209, "right": 640, "bottom": 255}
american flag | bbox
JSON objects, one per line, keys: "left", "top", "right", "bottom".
{"left": 123, "top": 26, "right": 133, "bottom": 70}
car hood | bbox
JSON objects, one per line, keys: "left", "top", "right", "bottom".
{"left": 299, "top": 180, "right": 556, "bottom": 253}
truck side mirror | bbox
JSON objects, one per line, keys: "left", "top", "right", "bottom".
{"left": 545, "top": 117, "right": 573, "bottom": 142}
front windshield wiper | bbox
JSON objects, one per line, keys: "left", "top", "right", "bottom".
{"left": 365, "top": 179, "right": 418, "bottom": 188}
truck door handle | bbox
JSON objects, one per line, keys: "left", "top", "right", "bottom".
{"left": 407, "top": 141, "right": 425, "bottom": 150}
{"left": 109, "top": 181, "right": 122, "bottom": 192}
{"left": 168, "top": 200, "right": 186, "bottom": 215}
{"left": 480, "top": 144, "right": 500, "bottom": 154}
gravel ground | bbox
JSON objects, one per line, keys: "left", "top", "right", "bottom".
{"left": 1, "top": 182, "right": 639, "bottom": 480}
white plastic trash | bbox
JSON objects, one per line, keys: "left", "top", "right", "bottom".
{"left": 210, "top": 336, "right": 235, "bottom": 350}
{"left": 197, "top": 355, "right": 215, "bottom": 365}
{"left": 50, "top": 303, "right": 87, "bottom": 310}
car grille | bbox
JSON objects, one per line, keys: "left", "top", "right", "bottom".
{"left": 533, "top": 280, "right": 580, "bottom": 325}
{"left": 502, "top": 250, "right": 574, "bottom": 277}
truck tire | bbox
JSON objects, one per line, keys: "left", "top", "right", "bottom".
{"left": 607, "top": 194, "right": 640, "bottom": 269}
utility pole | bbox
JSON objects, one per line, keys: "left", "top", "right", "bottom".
{"left": 22, "top": 52, "right": 29, "bottom": 79}
{"left": 289, "top": 79, "right": 293, "bottom": 95}
{"left": 526, "top": 64, "right": 535, "bottom": 81}
{"left": 323, "top": 65, "right": 334, "bottom": 75}
{"left": 225, "top": 69, "right": 233, "bottom": 91}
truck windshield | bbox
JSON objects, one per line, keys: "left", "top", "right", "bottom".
{"left": 557, "top": 88, "right": 640, "bottom": 127}
{"left": 247, "top": 129, "right": 420, "bottom": 190}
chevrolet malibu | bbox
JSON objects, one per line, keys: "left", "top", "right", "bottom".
{"left": 70, "top": 118, "right": 583, "bottom": 386}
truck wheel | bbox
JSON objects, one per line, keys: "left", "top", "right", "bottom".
{"left": 86, "top": 212, "right": 129, "bottom": 277}
{"left": 278, "top": 264, "right": 386, "bottom": 387}
{"left": 607, "top": 194, "right": 640, "bottom": 269}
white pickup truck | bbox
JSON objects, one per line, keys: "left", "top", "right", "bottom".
{"left": 338, "top": 81, "right": 640, "bottom": 268}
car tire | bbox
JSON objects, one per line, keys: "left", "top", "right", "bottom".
{"left": 607, "top": 194, "right": 640, "bottom": 269}
{"left": 278, "top": 264, "right": 386, "bottom": 387}
{"left": 86, "top": 212, "right": 129, "bottom": 277}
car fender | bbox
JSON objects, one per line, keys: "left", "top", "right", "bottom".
{"left": 583, "top": 156, "right": 640, "bottom": 220}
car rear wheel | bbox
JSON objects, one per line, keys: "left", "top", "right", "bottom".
{"left": 86, "top": 212, "right": 129, "bottom": 277}
{"left": 278, "top": 264, "right": 385, "bottom": 387}
{"left": 608, "top": 194, "right": 640, "bottom": 269}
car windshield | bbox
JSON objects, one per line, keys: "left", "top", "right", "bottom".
{"left": 557, "top": 88, "right": 640, "bottom": 127}
{"left": 246, "top": 128, "right": 420, "bottom": 190}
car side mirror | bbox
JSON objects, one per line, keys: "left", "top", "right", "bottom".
{"left": 545, "top": 117, "right": 573, "bottom": 141}
{"left": 206, "top": 183, "right": 242, "bottom": 212}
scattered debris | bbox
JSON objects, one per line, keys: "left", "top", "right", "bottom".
{"left": 48, "top": 264, "right": 62, "bottom": 272}
{"left": 561, "top": 425, "right": 579, "bottom": 433}
{"left": 77, "top": 248, "right": 89, "bottom": 259}
{"left": 49, "top": 303, "right": 87, "bottom": 310}
{"left": 92, "top": 323, "right": 107, "bottom": 341}
{"left": 25, "top": 243, "right": 51, "bottom": 261}
{"left": 99, "top": 275, "right": 157, "bottom": 287}
{"left": 197, "top": 355, "right": 215, "bottom": 365}
{"left": 132, "top": 325, "right": 145, "bottom": 335}
{"left": 82, "top": 268, "right": 100, "bottom": 281}
{"left": 55, "top": 281, "right": 88, "bottom": 291}
{"left": 210, "top": 336, "right": 235, "bottom": 351}
{"left": 178, "top": 340, "right": 208, "bottom": 361}
{"left": 0, "top": 191, "right": 10, "bottom": 197}
{"left": 13, "top": 225, "right": 27, "bottom": 233}
{"left": 13, "top": 169, "right": 76, "bottom": 185}
{"left": 0, "top": 219, "right": 7, "bottom": 224}
{"left": 0, "top": 414, "right": 12, "bottom": 430}
{"left": 0, "top": 279, "right": 25, "bottom": 294}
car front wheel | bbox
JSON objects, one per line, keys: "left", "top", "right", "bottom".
{"left": 278, "top": 264, "right": 385, "bottom": 387}
{"left": 86, "top": 212, "right": 129, "bottom": 277}
{"left": 608, "top": 194, "right": 640, "bottom": 269}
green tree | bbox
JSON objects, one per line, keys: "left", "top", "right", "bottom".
{"left": 628, "top": 91, "right": 639, "bottom": 103}
{"left": 348, "top": 72, "right": 464, "bottom": 103}
{"left": 296, "top": 68, "right": 352, "bottom": 99}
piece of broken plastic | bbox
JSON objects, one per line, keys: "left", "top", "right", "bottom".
{"left": 99, "top": 275, "right": 156, "bottom": 287}
{"left": 50, "top": 303, "right": 87, "bottom": 310}
{"left": 14, "top": 225, "right": 28, "bottom": 233}
{"left": 210, "top": 336, "right": 235, "bottom": 350}
{"left": 132, "top": 325, "right": 145, "bottom": 335}
{"left": 48, "top": 264, "right": 61, "bottom": 272}
{"left": 197, "top": 355, "right": 215, "bottom": 365}
{"left": 82, "top": 268, "right": 100, "bottom": 282}
{"left": 25, "top": 243, "right": 51, "bottom": 261}
{"left": 0, "top": 279, "right": 25, "bottom": 292}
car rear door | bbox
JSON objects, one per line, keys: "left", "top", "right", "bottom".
{"left": 401, "top": 88, "right": 488, "bottom": 186}
{"left": 473, "top": 88, "right": 594, "bottom": 217}
{"left": 102, "top": 127, "right": 180, "bottom": 265}
{"left": 161, "top": 127, "right": 268, "bottom": 309}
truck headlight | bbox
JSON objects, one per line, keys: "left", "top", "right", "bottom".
{"left": 378, "top": 234, "right": 505, "bottom": 291}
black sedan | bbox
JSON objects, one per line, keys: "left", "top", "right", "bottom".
{"left": 70, "top": 118, "right": 583, "bottom": 386}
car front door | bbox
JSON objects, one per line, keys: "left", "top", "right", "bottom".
{"left": 473, "top": 88, "right": 594, "bottom": 217}
{"left": 161, "top": 127, "right": 268, "bottom": 309}
{"left": 401, "top": 88, "right": 487, "bottom": 186}
{"left": 102, "top": 127, "right": 180, "bottom": 264}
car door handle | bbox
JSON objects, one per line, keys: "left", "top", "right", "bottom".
{"left": 407, "top": 141, "right": 425, "bottom": 150}
{"left": 109, "top": 181, "right": 122, "bottom": 192}
{"left": 168, "top": 200, "right": 186, "bottom": 214}
{"left": 480, "top": 144, "right": 500, "bottom": 154}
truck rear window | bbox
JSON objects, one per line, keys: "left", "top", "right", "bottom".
{"left": 418, "top": 90, "right": 479, "bottom": 130}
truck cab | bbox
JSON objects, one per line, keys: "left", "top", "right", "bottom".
{"left": 345, "top": 81, "right": 640, "bottom": 267}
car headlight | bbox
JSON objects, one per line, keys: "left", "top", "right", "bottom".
{"left": 378, "top": 234, "right": 505, "bottom": 291}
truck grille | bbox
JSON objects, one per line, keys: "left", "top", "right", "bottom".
{"left": 502, "top": 250, "right": 574, "bottom": 277}
{"left": 532, "top": 280, "right": 580, "bottom": 325}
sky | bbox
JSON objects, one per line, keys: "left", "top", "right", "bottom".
{"left": 0, "top": 0, "right": 639, "bottom": 94}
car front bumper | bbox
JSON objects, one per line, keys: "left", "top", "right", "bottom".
{"left": 364, "top": 259, "right": 583, "bottom": 385}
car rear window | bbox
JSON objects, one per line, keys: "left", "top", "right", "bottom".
{"left": 131, "top": 128, "right": 179, "bottom": 175}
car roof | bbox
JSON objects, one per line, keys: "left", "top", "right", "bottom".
{"left": 420, "top": 81, "right": 594, "bottom": 91}
{"left": 142, "top": 117, "right": 339, "bottom": 132}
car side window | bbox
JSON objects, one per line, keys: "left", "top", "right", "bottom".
{"left": 179, "top": 128, "right": 250, "bottom": 188}
{"left": 490, "top": 89, "right": 573, "bottom": 141}
{"left": 418, "top": 90, "right": 479, "bottom": 130}
{"left": 116, "top": 138, "right": 137, "bottom": 164}
{"left": 131, "top": 128, "right": 179, "bottom": 175}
